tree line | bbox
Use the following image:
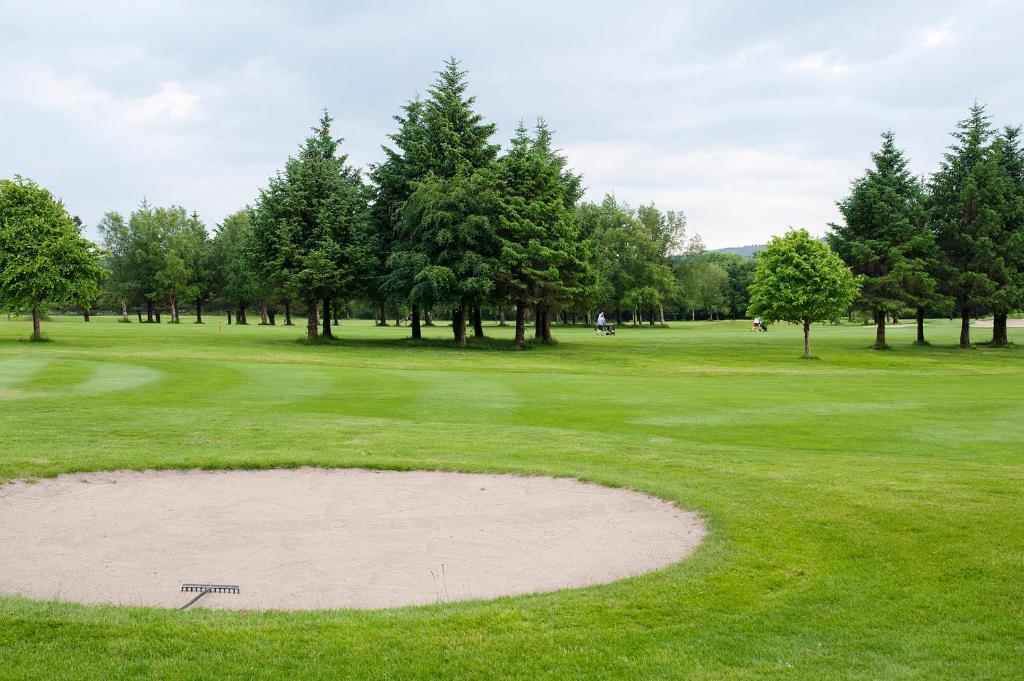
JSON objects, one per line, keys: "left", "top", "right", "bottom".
{"left": 4, "top": 59, "right": 736, "bottom": 345}
{"left": 1, "top": 60, "right": 1020, "bottom": 351}
{"left": 826, "top": 103, "right": 1023, "bottom": 349}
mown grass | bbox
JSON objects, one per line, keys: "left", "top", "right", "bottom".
{"left": 0, "top": 315, "right": 1021, "bottom": 679}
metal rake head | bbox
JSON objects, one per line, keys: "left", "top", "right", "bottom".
{"left": 181, "top": 583, "right": 240, "bottom": 594}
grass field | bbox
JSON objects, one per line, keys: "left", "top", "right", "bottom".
{"left": 1, "top": 316, "right": 1022, "bottom": 679}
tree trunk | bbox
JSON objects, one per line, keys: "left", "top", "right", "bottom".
{"left": 615, "top": 308, "right": 622, "bottom": 325}
{"left": 803, "top": 319, "right": 811, "bottom": 358}
{"left": 396, "top": 311, "right": 401, "bottom": 327}
{"left": 259, "top": 300, "right": 269, "bottom": 325}
{"left": 534, "top": 304, "right": 543, "bottom": 340}
{"left": 146, "top": 300, "right": 154, "bottom": 323}
{"left": 236, "top": 303, "right": 247, "bottom": 325}
{"left": 915, "top": 307, "right": 925, "bottom": 344}
{"left": 227, "top": 310, "right": 232, "bottom": 325}
{"left": 284, "top": 301, "right": 293, "bottom": 326}
{"left": 378, "top": 301, "right": 387, "bottom": 326}
{"left": 322, "top": 297, "right": 332, "bottom": 338}
{"left": 195, "top": 298, "right": 203, "bottom": 324}
{"left": 649, "top": 311, "right": 655, "bottom": 326}
{"left": 267, "top": 305, "right": 276, "bottom": 325}
{"left": 169, "top": 295, "right": 179, "bottom": 324}
{"left": 659, "top": 304, "right": 666, "bottom": 326}
{"left": 874, "top": 309, "right": 886, "bottom": 349}
{"left": 960, "top": 309, "right": 971, "bottom": 349}
{"left": 136, "top": 306, "right": 142, "bottom": 323}
{"left": 425, "top": 308, "right": 434, "bottom": 326}
{"left": 542, "top": 306, "right": 552, "bottom": 343}
{"left": 333, "top": 301, "right": 340, "bottom": 325}
{"left": 992, "top": 312, "right": 1009, "bottom": 347}
{"left": 452, "top": 307, "right": 462, "bottom": 341}
{"left": 121, "top": 299, "right": 130, "bottom": 323}
{"left": 31, "top": 306, "right": 42, "bottom": 341}
{"left": 473, "top": 306, "right": 484, "bottom": 338}
{"left": 498, "top": 304, "right": 506, "bottom": 326}
{"left": 514, "top": 299, "right": 527, "bottom": 349}
{"left": 156, "top": 309, "right": 161, "bottom": 323}
{"left": 83, "top": 310, "right": 90, "bottom": 322}
{"left": 455, "top": 304, "right": 467, "bottom": 346}
{"left": 307, "top": 299, "right": 318, "bottom": 340}
{"left": 411, "top": 304, "right": 422, "bottom": 339}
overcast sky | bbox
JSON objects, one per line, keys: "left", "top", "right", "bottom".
{"left": 2, "top": 1, "right": 1022, "bottom": 248}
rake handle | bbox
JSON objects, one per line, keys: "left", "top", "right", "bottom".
{"left": 180, "top": 588, "right": 212, "bottom": 610}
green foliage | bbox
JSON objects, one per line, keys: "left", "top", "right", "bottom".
{"left": 577, "top": 196, "right": 681, "bottom": 319}
{"left": 748, "top": 228, "right": 860, "bottom": 355}
{"left": 495, "top": 120, "right": 588, "bottom": 332}
{"left": 929, "top": 104, "right": 1001, "bottom": 317}
{"left": 828, "top": 131, "right": 937, "bottom": 320}
{"left": 212, "top": 209, "right": 260, "bottom": 308}
{"left": 0, "top": 176, "right": 102, "bottom": 336}
{"left": 251, "top": 111, "right": 376, "bottom": 336}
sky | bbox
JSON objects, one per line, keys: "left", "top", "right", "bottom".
{"left": 2, "top": 1, "right": 1022, "bottom": 249}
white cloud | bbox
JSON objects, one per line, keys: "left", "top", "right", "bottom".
{"left": 123, "top": 82, "right": 203, "bottom": 124}
{"left": 790, "top": 53, "right": 851, "bottom": 76}
{"left": 920, "top": 24, "right": 954, "bottom": 47}
{"left": 564, "top": 141, "right": 853, "bottom": 247}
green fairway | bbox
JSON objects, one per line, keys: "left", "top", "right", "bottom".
{"left": 1, "top": 317, "right": 1022, "bottom": 679}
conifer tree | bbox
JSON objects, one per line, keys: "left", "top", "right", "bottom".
{"left": 495, "top": 120, "right": 587, "bottom": 347}
{"left": 393, "top": 58, "right": 500, "bottom": 345}
{"left": 251, "top": 112, "right": 375, "bottom": 340}
{"left": 986, "top": 127, "right": 1024, "bottom": 346}
{"left": 929, "top": 104, "right": 1003, "bottom": 348}
{"left": 828, "top": 131, "right": 936, "bottom": 348}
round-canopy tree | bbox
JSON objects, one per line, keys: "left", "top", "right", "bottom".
{"left": 748, "top": 229, "right": 860, "bottom": 358}
{"left": 0, "top": 176, "right": 102, "bottom": 341}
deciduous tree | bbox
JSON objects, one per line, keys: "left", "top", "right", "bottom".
{"left": 0, "top": 176, "right": 102, "bottom": 340}
{"left": 748, "top": 229, "right": 860, "bottom": 357}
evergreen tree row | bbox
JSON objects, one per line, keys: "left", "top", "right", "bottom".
{"left": 828, "top": 103, "right": 1024, "bottom": 348}
{"left": 90, "top": 59, "right": 695, "bottom": 346}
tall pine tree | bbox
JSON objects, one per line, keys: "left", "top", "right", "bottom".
{"left": 392, "top": 58, "right": 499, "bottom": 345}
{"left": 986, "top": 127, "right": 1024, "bottom": 346}
{"left": 829, "top": 131, "right": 935, "bottom": 348}
{"left": 251, "top": 112, "right": 375, "bottom": 340}
{"left": 495, "top": 120, "right": 587, "bottom": 347}
{"left": 929, "top": 103, "right": 1000, "bottom": 348}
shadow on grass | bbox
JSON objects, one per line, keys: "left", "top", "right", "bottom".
{"left": 290, "top": 333, "right": 558, "bottom": 352}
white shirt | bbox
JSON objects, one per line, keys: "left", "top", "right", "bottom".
{"left": 597, "top": 314, "right": 606, "bottom": 326}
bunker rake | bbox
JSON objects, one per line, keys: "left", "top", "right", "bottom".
{"left": 179, "top": 583, "right": 240, "bottom": 610}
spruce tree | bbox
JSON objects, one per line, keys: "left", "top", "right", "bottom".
{"left": 373, "top": 99, "right": 428, "bottom": 339}
{"left": 495, "top": 120, "right": 587, "bottom": 347}
{"left": 391, "top": 59, "right": 500, "bottom": 345}
{"left": 828, "top": 131, "right": 935, "bottom": 348}
{"left": 987, "top": 127, "right": 1024, "bottom": 346}
{"left": 929, "top": 103, "right": 1001, "bottom": 348}
{"left": 251, "top": 112, "right": 375, "bottom": 340}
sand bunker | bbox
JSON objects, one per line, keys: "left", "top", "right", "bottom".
{"left": 0, "top": 468, "right": 704, "bottom": 611}
{"left": 974, "top": 318, "right": 1024, "bottom": 327}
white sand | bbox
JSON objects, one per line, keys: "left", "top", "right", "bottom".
{"left": 974, "top": 319, "right": 1024, "bottom": 327}
{"left": 0, "top": 468, "right": 704, "bottom": 611}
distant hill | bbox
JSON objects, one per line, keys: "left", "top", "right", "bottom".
{"left": 710, "top": 244, "right": 766, "bottom": 258}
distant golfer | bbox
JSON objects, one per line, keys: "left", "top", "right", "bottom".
{"left": 597, "top": 311, "right": 606, "bottom": 329}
